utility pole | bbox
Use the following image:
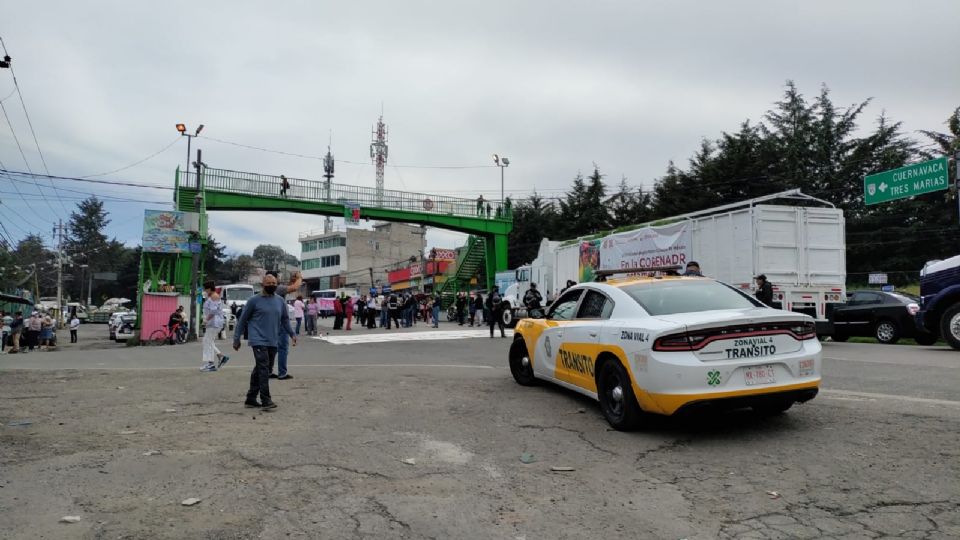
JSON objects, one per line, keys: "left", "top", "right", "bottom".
{"left": 53, "top": 220, "right": 66, "bottom": 327}
{"left": 187, "top": 148, "right": 203, "bottom": 341}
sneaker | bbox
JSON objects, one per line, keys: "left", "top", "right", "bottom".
{"left": 269, "top": 373, "right": 279, "bottom": 379}
{"left": 278, "top": 374, "right": 293, "bottom": 380}
{"left": 200, "top": 364, "right": 217, "bottom": 372}
{"left": 260, "top": 401, "right": 278, "bottom": 411}
{"left": 217, "top": 355, "right": 230, "bottom": 369}
{"left": 244, "top": 400, "right": 261, "bottom": 408}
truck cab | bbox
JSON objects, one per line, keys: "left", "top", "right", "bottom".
{"left": 917, "top": 255, "right": 960, "bottom": 349}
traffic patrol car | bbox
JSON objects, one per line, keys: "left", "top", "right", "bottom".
{"left": 509, "top": 271, "right": 821, "bottom": 430}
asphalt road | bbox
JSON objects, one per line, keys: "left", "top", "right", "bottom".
{"left": 1, "top": 321, "right": 958, "bottom": 539}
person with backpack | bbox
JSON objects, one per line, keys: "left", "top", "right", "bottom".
{"left": 486, "top": 286, "right": 506, "bottom": 338}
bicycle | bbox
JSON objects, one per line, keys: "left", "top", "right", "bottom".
{"left": 149, "top": 322, "right": 188, "bottom": 345}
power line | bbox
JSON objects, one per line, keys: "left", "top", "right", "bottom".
{"left": 199, "top": 134, "right": 497, "bottom": 169}
{"left": 0, "top": 168, "right": 174, "bottom": 190}
{"left": 80, "top": 137, "right": 181, "bottom": 178}
{"left": 0, "top": 100, "right": 60, "bottom": 215}
{"left": 0, "top": 35, "right": 70, "bottom": 214}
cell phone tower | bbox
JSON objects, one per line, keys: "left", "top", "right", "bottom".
{"left": 323, "top": 131, "right": 334, "bottom": 233}
{"left": 370, "top": 113, "right": 388, "bottom": 206}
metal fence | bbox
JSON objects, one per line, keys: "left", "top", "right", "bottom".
{"left": 180, "top": 168, "right": 510, "bottom": 221}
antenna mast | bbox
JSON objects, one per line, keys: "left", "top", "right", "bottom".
{"left": 370, "top": 114, "right": 388, "bottom": 206}
{"left": 323, "top": 132, "right": 335, "bottom": 233}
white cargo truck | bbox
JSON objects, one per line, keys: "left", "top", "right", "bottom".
{"left": 503, "top": 190, "right": 846, "bottom": 333}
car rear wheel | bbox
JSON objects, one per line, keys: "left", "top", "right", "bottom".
{"left": 508, "top": 338, "right": 536, "bottom": 386}
{"left": 874, "top": 320, "right": 900, "bottom": 345}
{"left": 941, "top": 303, "right": 960, "bottom": 350}
{"left": 752, "top": 397, "right": 794, "bottom": 416}
{"left": 914, "top": 332, "right": 938, "bottom": 346}
{"left": 597, "top": 360, "right": 642, "bottom": 431}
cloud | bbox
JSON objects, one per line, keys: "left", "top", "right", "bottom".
{"left": 1, "top": 0, "right": 958, "bottom": 256}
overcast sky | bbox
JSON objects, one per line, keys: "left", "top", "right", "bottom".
{"left": 1, "top": 1, "right": 958, "bottom": 257}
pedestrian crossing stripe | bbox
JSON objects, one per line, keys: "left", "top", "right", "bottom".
{"left": 313, "top": 329, "right": 514, "bottom": 345}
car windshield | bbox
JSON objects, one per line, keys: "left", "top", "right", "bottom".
{"left": 226, "top": 288, "right": 255, "bottom": 302}
{"left": 621, "top": 280, "right": 761, "bottom": 315}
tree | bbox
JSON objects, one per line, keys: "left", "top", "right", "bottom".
{"left": 221, "top": 255, "right": 258, "bottom": 283}
{"left": 203, "top": 235, "right": 227, "bottom": 280}
{"left": 610, "top": 177, "right": 653, "bottom": 228}
{"left": 64, "top": 196, "right": 111, "bottom": 300}
{"left": 12, "top": 235, "right": 56, "bottom": 295}
{"left": 507, "top": 191, "right": 559, "bottom": 268}
{"left": 252, "top": 244, "right": 287, "bottom": 272}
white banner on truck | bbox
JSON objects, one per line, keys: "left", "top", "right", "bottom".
{"left": 599, "top": 222, "right": 692, "bottom": 270}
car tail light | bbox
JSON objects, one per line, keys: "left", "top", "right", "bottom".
{"left": 907, "top": 303, "right": 920, "bottom": 316}
{"left": 653, "top": 321, "right": 816, "bottom": 351}
{"left": 653, "top": 332, "right": 708, "bottom": 351}
{"left": 789, "top": 321, "right": 817, "bottom": 340}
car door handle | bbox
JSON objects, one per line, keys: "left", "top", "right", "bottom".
{"left": 589, "top": 331, "right": 598, "bottom": 337}
{"left": 556, "top": 332, "right": 563, "bottom": 338}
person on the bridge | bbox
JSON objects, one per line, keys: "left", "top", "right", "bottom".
{"left": 233, "top": 273, "right": 296, "bottom": 411}
{"left": 486, "top": 286, "right": 506, "bottom": 338}
{"left": 201, "top": 281, "right": 229, "bottom": 373}
{"left": 504, "top": 197, "right": 512, "bottom": 217}
{"left": 523, "top": 283, "right": 544, "bottom": 317}
{"left": 485, "top": 203, "right": 492, "bottom": 218}
{"left": 476, "top": 195, "right": 485, "bottom": 216}
{"left": 280, "top": 174, "right": 290, "bottom": 197}
{"left": 683, "top": 261, "right": 703, "bottom": 277}
{"left": 755, "top": 274, "right": 774, "bottom": 307}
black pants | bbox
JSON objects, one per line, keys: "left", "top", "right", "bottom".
{"left": 367, "top": 310, "right": 377, "bottom": 329}
{"left": 26, "top": 329, "right": 39, "bottom": 350}
{"left": 489, "top": 311, "right": 505, "bottom": 337}
{"left": 246, "top": 346, "right": 277, "bottom": 404}
{"left": 70, "top": 329, "right": 77, "bottom": 343}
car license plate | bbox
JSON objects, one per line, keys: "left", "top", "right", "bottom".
{"left": 743, "top": 364, "right": 776, "bottom": 386}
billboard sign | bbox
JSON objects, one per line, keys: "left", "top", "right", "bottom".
{"left": 142, "top": 210, "right": 191, "bottom": 253}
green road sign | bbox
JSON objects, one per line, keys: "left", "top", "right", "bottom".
{"left": 864, "top": 156, "right": 948, "bottom": 205}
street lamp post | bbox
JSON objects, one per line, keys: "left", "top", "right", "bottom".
{"left": 493, "top": 154, "right": 510, "bottom": 207}
{"left": 176, "top": 123, "right": 204, "bottom": 185}
{"left": 79, "top": 264, "right": 88, "bottom": 307}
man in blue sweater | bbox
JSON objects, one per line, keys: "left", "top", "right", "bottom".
{"left": 233, "top": 274, "right": 297, "bottom": 410}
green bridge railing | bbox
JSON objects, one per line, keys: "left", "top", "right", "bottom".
{"left": 179, "top": 167, "right": 512, "bottom": 221}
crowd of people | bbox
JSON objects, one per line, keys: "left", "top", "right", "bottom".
{"left": 0, "top": 309, "right": 73, "bottom": 353}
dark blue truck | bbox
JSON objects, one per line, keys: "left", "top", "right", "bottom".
{"left": 917, "top": 255, "right": 960, "bottom": 350}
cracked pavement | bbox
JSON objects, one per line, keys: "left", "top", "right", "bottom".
{"left": 1, "top": 330, "right": 958, "bottom": 539}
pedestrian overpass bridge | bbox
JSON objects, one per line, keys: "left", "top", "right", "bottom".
{"left": 172, "top": 166, "right": 512, "bottom": 292}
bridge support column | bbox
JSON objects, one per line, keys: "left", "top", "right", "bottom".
{"left": 484, "top": 234, "right": 509, "bottom": 291}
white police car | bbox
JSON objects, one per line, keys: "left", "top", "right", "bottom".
{"left": 509, "top": 274, "right": 821, "bottom": 430}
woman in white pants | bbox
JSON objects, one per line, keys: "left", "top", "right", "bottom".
{"left": 201, "top": 281, "right": 229, "bottom": 372}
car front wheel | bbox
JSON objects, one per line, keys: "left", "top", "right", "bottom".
{"left": 508, "top": 338, "right": 536, "bottom": 386}
{"left": 596, "top": 360, "right": 642, "bottom": 431}
{"left": 874, "top": 320, "right": 900, "bottom": 345}
{"left": 501, "top": 307, "right": 513, "bottom": 328}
